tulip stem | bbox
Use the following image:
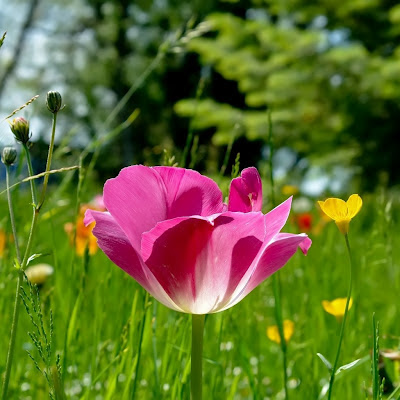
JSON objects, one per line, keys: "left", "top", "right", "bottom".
{"left": 131, "top": 291, "right": 149, "bottom": 399}
{"left": 327, "top": 234, "right": 353, "bottom": 400}
{"left": 191, "top": 314, "right": 205, "bottom": 400}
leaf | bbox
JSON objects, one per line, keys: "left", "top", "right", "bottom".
{"left": 335, "top": 357, "right": 365, "bottom": 376}
{"left": 14, "top": 258, "right": 21, "bottom": 270}
{"left": 26, "top": 253, "right": 44, "bottom": 267}
{"left": 317, "top": 352, "right": 333, "bottom": 371}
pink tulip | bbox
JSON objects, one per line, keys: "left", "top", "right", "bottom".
{"left": 84, "top": 166, "right": 311, "bottom": 314}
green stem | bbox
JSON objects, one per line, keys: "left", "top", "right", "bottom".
{"left": 191, "top": 314, "right": 205, "bottom": 400}
{"left": 327, "top": 234, "right": 354, "bottom": 400}
{"left": 22, "top": 143, "right": 37, "bottom": 206}
{"left": 267, "top": 109, "right": 288, "bottom": 398}
{"left": 5, "top": 166, "right": 21, "bottom": 263}
{"left": 272, "top": 273, "right": 289, "bottom": 399}
{"left": 131, "top": 291, "right": 149, "bottom": 399}
{"left": 2, "top": 114, "right": 58, "bottom": 399}
{"left": 38, "top": 112, "right": 57, "bottom": 209}
{"left": 151, "top": 301, "right": 161, "bottom": 398}
{"left": 1, "top": 270, "right": 24, "bottom": 400}
{"left": 1, "top": 167, "right": 24, "bottom": 400}
{"left": 182, "top": 71, "right": 207, "bottom": 168}
{"left": 267, "top": 110, "right": 275, "bottom": 207}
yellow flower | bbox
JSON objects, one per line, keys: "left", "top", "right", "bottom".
{"left": 25, "top": 264, "right": 54, "bottom": 285}
{"left": 322, "top": 298, "right": 353, "bottom": 321}
{"left": 318, "top": 194, "right": 362, "bottom": 235}
{"left": 267, "top": 320, "right": 294, "bottom": 344}
{"left": 281, "top": 185, "right": 299, "bottom": 196}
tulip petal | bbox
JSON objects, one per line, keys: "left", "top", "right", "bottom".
{"left": 103, "top": 165, "right": 167, "bottom": 251}
{"left": 263, "top": 197, "right": 293, "bottom": 244}
{"left": 84, "top": 209, "right": 183, "bottom": 312}
{"left": 228, "top": 167, "right": 263, "bottom": 212}
{"left": 103, "top": 166, "right": 225, "bottom": 251}
{"left": 224, "top": 232, "right": 310, "bottom": 309}
{"left": 223, "top": 197, "right": 294, "bottom": 305}
{"left": 141, "top": 212, "right": 265, "bottom": 314}
{"left": 153, "top": 167, "right": 224, "bottom": 218}
{"left": 346, "top": 194, "right": 362, "bottom": 219}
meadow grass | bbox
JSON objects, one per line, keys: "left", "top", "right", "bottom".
{"left": 0, "top": 170, "right": 399, "bottom": 399}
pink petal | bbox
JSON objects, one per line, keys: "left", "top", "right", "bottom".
{"left": 103, "top": 166, "right": 224, "bottom": 251}
{"left": 103, "top": 165, "right": 167, "bottom": 251}
{"left": 225, "top": 233, "right": 311, "bottom": 309}
{"left": 85, "top": 209, "right": 183, "bottom": 312}
{"left": 263, "top": 197, "right": 293, "bottom": 245}
{"left": 228, "top": 167, "right": 263, "bottom": 212}
{"left": 153, "top": 166, "right": 224, "bottom": 218}
{"left": 141, "top": 212, "right": 265, "bottom": 314}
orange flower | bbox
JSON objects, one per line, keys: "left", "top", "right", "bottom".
{"left": 65, "top": 197, "right": 106, "bottom": 256}
{"left": 0, "top": 229, "right": 6, "bottom": 258}
{"left": 294, "top": 212, "right": 313, "bottom": 232}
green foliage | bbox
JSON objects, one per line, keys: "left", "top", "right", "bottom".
{"left": 175, "top": 2, "right": 400, "bottom": 188}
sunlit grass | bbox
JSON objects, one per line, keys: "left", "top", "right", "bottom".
{"left": 0, "top": 184, "right": 399, "bottom": 399}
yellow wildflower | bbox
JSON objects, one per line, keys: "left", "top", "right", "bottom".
{"left": 267, "top": 320, "right": 294, "bottom": 344}
{"left": 281, "top": 185, "right": 299, "bottom": 196}
{"left": 318, "top": 194, "right": 362, "bottom": 235}
{"left": 322, "top": 298, "right": 353, "bottom": 322}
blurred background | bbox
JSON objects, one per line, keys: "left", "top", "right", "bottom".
{"left": 1, "top": 0, "right": 400, "bottom": 195}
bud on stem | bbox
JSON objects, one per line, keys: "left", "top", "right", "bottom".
{"left": 1, "top": 147, "right": 17, "bottom": 166}
{"left": 46, "top": 91, "right": 62, "bottom": 114}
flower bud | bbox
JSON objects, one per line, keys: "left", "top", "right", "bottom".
{"left": 46, "top": 91, "right": 62, "bottom": 113}
{"left": 1, "top": 146, "right": 17, "bottom": 166}
{"left": 9, "top": 117, "right": 30, "bottom": 144}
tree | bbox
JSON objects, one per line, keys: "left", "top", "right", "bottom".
{"left": 175, "top": 0, "right": 400, "bottom": 189}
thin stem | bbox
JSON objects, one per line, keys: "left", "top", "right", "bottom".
{"left": 182, "top": 69, "right": 208, "bottom": 168}
{"left": 22, "top": 143, "right": 37, "bottom": 206}
{"left": 191, "top": 314, "right": 205, "bottom": 400}
{"left": 38, "top": 112, "right": 57, "bottom": 209}
{"left": 267, "top": 110, "right": 288, "bottom": 398}
{"left": 267, "top": 110, "right": 275, "bottom": 207}
{"left": 1, "top": 270, "right": 24, "bottom": 400}
{"left": 151, "top": 301, "right": 161, "bottom": 398}
{"left": 5, "top": 166, "right": 21, "bottom": 263}
{"left": 131, "top": 291, "right": 149, "bottom": 399}
{"left": 1, "top": 114, "right": 58, "bottom": 399}
{"left": 272, "top": 273, "right": 289, "bottom": 399}
{"left": 1, "top": 167, "right": 24, "bottom": 399}
{"left": 327, "top": 234, "right": 354, "bottom": 400}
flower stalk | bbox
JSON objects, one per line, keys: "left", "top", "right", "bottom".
{"left": 1, "top": 97, "right": 61, "bottom": 399}
{"left": 191, "top": 314, "right": 205, "bottom": 400}
{"left": 327, "top": 234, "right": 354, "bottom": 400}
{"left": 1, "top": 165, "right": 23, "bottom": 400}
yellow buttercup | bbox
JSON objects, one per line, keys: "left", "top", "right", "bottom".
{"left": 318, "top": 194, "right": 362, "bottom": 235}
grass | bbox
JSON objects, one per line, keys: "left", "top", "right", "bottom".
{"left": 0, "top": 169, "right": 399, "bottom": 399}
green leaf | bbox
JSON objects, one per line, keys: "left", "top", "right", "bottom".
{"left": 335, "top": 357, "right": 367, "bottom": 376}
{"left": 26, "top": 253, "right": 44, "bottom": 267}
{"left": 317, "top": 353, "right": 333, "bottom": 372}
